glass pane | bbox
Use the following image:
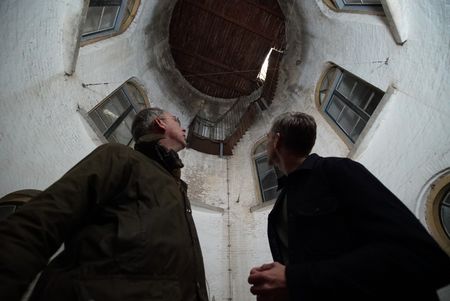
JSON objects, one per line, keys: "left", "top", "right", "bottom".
{"left": 349, "top": 82, "right": 372, "bottom": 110}
{"left": 89, "top": 110, "right": 108, "bottom": 134}
{"left": 362, "top": 0, "right": 381, "bottom": 4}
{"left": 0, "top": 205, "right": 16, "bottom": 219}
{"left": 109, "top": 111, "right": 134, "bottom": 145}
{"left": 443, "top": 191, "right": 450, "bottom": 206}
{"left": 326, "top": 95, "right": 345, "bottom": 121}
{"left": 263, "top": 187, "right": 278, "bottom": 202}
{"left": 337, "top": 106, "right": 360, "bottom": 137}
{"left": 440, "top": 204, "right": 450, "bottom": 238}
{"left": 98, "top": 90, "right": 130, "bottom": 128}
{"left": 261, "top": 170, "right": 278, "bottom": 191}
{"left": 349, "top": 117, "right": 366, "bottom": 142}
{"left": 99, "top": 6, "right": 120, "bottom": 31}
{"left": 82, "top": 6, "right": 103, "bottom": 34}
{"left": 344, "top": 0, "right": 364, "bottom": 4}
{"left": 256, "top": 156, "right": 272, "bottom": 177}
{"left": 336, "top": 73, "right": 357, "bottom": 99}
{"left": 365, "top": 91, "right": 383, "bottom": 115}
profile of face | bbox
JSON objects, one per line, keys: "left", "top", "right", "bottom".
{"left": 157, "top": 112, "right": 187, "bottom": 152}
{"left": 266, "top": 131, "right": 279, "bottom": 167}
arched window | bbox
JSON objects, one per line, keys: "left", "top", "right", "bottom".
{"left": 88, "top": 80, "right": 149, "bottom": 146}
{"left": 425, "top": 173, "right": 450, "bottom": 255}
{"left": 253, "top": 140, "right": 283, "bottom": 203}
{"left": 81, "top": 0, "right": 140, "bottom": 42}
{"left": 323, "top": 0, "right": 384, "bottom": 14}
{"left": 316, "top": 65, "right": 384, "bottom": 143}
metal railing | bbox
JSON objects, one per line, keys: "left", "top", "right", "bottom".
{"left": 188, "top": 49, "right": 283, "bottom": 154}
{"left": 191, "top": 89, "right": 262, "bottom": 142}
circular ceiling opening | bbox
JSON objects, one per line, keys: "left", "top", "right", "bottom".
{"left": 169, "top": 0, "right": 286, "bottom": 99}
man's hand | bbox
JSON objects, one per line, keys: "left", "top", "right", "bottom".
{"left": 248, "top": 262, "right": 288, "bottom": 301}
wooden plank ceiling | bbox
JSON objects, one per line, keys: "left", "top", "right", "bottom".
{"left": 169, "top": 0, "right": 286, "bottom": 99}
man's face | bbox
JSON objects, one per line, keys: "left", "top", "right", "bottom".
{"left": 159, "top": 112, "right": 187, "bottom": 151}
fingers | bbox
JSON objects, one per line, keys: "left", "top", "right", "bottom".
{"left": 259, "top": 262, "right": 275, "bottom": 271}
{"left": 248, "top": 270, "right": 266, "bottom": 285}
{"left": 250, "top": 282, "right": 270, "bottom": 295}
{"left": 249, "top": 262, "right": 275, "bottom": 275}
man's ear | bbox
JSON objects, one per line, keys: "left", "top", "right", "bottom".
{"left": 155, "top": 117, "right": 167, "bottom": 133}
{"left": 153, "top": 117, "right": 166, "bottom": 132}
{"left": 274, "top": 132, "right": 282, "bottom": 150}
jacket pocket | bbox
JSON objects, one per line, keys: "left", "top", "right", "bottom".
{"left": 77, "top": 275, "right": 181, "bottom": 301}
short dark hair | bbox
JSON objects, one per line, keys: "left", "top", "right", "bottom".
{"left": 131, "top": 107, "right": 165, "bottom": 141}
{"left": 270, "top": 112, "right": 316, "bottom": 157}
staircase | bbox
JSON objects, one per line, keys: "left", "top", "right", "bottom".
{"left": 187, "top": 50, "right": 283, "bottom": 156}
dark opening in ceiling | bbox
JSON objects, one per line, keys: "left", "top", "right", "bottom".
{"left": 169, "top": 0, "right": 286, "bottom": 99}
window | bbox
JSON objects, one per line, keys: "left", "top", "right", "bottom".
{"left": 317, "top": 66, "right": 384, "bottom": 143}
{"left": 88, "top": 81, "right": 148, "bottom": 145}
{"left": 253, "top": 140, "right": 283, "bottom": 203}
{"left": 425, "top": 173, "right": 450, "bottom": 255}
{"left": 81, "top": 0, "right": 140, "bottom": 41}
{"left": 325, "top": 0, "right": 384, "bottom": 13}
{"left": 440, "top": 191, "right": 450, "bottom": 239}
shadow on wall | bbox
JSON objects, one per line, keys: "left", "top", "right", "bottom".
{"left": 144, "top": 0, "right": 204, "bottom": 114}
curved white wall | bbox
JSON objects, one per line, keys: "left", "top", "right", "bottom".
{"left": 0, "top": 1, "right": 449, "bottom": 301}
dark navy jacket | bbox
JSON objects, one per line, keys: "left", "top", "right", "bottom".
{"left": 268, "top": 154, "right": 450, "bottom": 301}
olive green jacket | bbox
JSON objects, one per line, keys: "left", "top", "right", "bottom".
{"left": 0, "top": 135, "right": 208, "bottom": 301}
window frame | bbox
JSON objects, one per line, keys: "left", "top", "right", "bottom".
{"left": 80, "top": 0, "right": 141, "bottom": 45}
{"left": 425, "top": 173, "right": 450, "bottom": 255}
{"left": 316, "top": 64, "right": 384, "bottom": 145}
{"left": 252, "top": 138, "right": 283, "bottom": 205}
{"left": 88, "top": 79, "right": 149, "bottom": 146}
{"left": 323, "top": 0, "right": 384, "bottom": 14}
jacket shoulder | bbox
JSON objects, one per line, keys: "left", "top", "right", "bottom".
{"left": 94, "top": 143, "right": 134, "bottom": 153}
{"left": 90, "top": 143, "right": 142, "bottom": 161}
{"left": 312, "top": 155, "right": 356, "bottom": 169}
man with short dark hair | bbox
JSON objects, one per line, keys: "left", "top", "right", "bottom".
{"left": 248, "top": 112, "right": 450, "bottom": 301}
{"left": 0, "top": 108, "right": 209, "bottom": 301}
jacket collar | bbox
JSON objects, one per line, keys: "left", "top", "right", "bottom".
{"left": 277, "top": 153, "right": 320, "bottom": 190}
{"left": 134, "top": 134, "right": 184, "bottom": 178}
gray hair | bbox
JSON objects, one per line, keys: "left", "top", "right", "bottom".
{"left": 270, "top": 112, "right": 317, "bottom": 157}
{"left": 131, "top": 107, "right": 165, "bottom": 141}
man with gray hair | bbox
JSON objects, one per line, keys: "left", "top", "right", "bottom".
{"left": 0, "top": 108, "right": 209, "bottom": 301}
{"left": 248, "top": 112, "right": 450, "bottom": 301}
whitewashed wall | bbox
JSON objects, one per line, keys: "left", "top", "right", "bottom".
{"left": 226, "top": 1, "right": 450, "bottom": 300}
{"left": 0, "top": 0, "right": 228, "bottom": 299}
{"left": 1, "top": 0, "right": 449, "bottom": 301}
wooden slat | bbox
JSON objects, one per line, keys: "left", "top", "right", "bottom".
{"left": 178, "top": 67, "right": 250, "bottom": 96}
{"left": 171, "top": 47, "right": 258, "bottom": 84}
{"left": 242, "top": 0, "right": 285, "bottom": 20}
{"left": 184, "top": 0, "right": 275, "bottom": 42}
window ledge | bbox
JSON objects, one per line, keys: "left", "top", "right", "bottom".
{"left": 349, "top": 85, "right": 395, "bottom": 159}
{"left": 250, "top": 199, "right": 276, "bottom": 213}
{"left": 191, "top": 201, "right": 225, "bottom": 214}
{"left": 381, "top": 0, "right": 408, "bottom": 44}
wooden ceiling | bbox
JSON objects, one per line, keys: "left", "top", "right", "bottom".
{"left": 169, "top": 0, "right": 286, "bottom": 99}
